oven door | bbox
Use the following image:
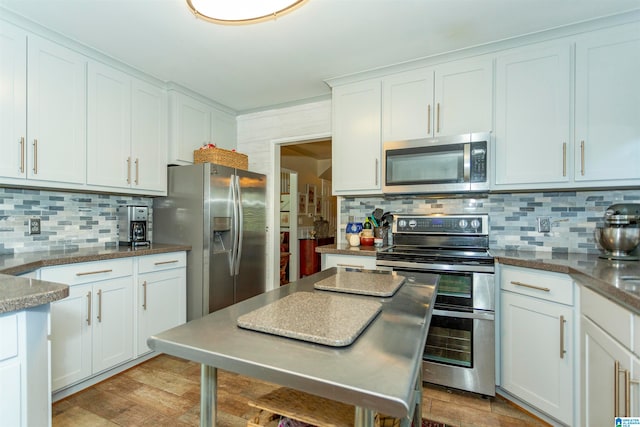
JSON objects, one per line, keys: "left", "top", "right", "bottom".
{"left": 423, "top": 308, "right": 495, "bottom": 396}
{"left": 391, "top": 268, "right": 494, "bottom": 311}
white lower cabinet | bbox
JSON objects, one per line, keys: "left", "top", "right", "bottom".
{"left": 43, "top": 252, "right": 186, "bottom": 392}
{"left": 499, "top": 264, "right": 575, "bottom": 425}
{"left": 581, "top": 286, "right": 639, "bottom": 425}
{"left": 43, "top": 259, "right": 134, "bottom": 391}
{"left": 136, "top": 252, "right": 186, "bottom": 356}
{"left": 0, "top": 306, "right": 51, "bottom": 427}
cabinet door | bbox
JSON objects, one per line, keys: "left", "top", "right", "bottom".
{"left": 131, "top": 78, "right": 167, "bottom": 192}
{"left": 501, "top": 291, "right": 574, "bottom": 425}
{"left": 27, "top": 35, "right": 86, "bottom": 184}
{"left": 92, "top": 277, "right": 134, "bottom": 373}
{"left": 582, "top": 315, "right": 633, "bottom": 425}
{"left": 575, "top": 22, "right": 640, "bottom": 183}
{"left": 382, "top": 68, "right": 434, "bottom": 141}
{"left": 0, "top": 22, "right": 27, "bottom": 180}
{"left": 169, "top": 91, "right": 211, "bottom": 165}
{"left": 494, "top": 42, "right": 571, "bottom": 187}
{"left": 137, "top": 268, "right": 186, "bottom": 356}
{"left": 332, "top": 79, "right": 382, "bottom": 195}
{"left": 50, "top": 283, "right": 93, "bottom": 391}
{"left": 87, "top": 61, "right": 132, "bottom": 188}
{"left": 434, "top": 57, "right": 492, "bottom": 136}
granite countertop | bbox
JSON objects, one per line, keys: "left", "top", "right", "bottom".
{"left": 0, "top": 243, "right": 191, "bottom": 314}
{"left": 316, "top": 243, "right": 640, "bottom": 314}
{"left": 0, "top": 274, "right": 70, "bottom": 314}
{"left": 315, "top": 243, "right": 382, "bottom": 257}
{"left": 492, "top": 250, "right": 640, "bottom": 314}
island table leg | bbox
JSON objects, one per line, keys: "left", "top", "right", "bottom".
{"left": 200, "top": 364, "right": 217, "bottom": 427}
{"left": 354, "top": 406, "right": 375, "bottom": 427}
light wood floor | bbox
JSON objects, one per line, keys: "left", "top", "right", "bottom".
{"left": 52, "top": 354, "right": 550, "bottom": 427}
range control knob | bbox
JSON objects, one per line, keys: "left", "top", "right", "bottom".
{"left": 458, "top": 219, "right": 468, "bottom": 229}
{"left": 398, "top": 219, "right": 407, "bottom": 228}
{"left": 470, "top": 219, "right": 481, "bottom": 230}
{"left": 408, "top": 219, "right": 418, "bottom": 228}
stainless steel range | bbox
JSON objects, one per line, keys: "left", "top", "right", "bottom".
{"left": 376, "top": 214, "right": 495, "bottom": 396}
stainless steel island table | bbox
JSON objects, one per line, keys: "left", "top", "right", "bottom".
{"left": 148, "top": 268, "right": 438, "bottom": 427}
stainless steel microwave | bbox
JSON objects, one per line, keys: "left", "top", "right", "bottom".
{"left": 382, "top": 132, "right": 490, "bottom": 195}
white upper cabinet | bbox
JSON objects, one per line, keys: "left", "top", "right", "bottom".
{"left": 0, "top": 22, "right": 27, "bottom": 180}
{"left": 574, "top": 22, "right": 640, "bottom": 184}
{"left": 382, "top": 57, "right": 493, "bottom": 142}
{"left": 168, "top": 90, "right": 237, "bottom": 165}
{"left": 494, "top": 40, "right": 572, "bottom": 188}
{"left": 382, "top": 68, "right": 434, "bottom": 141}
{"left": 433, "top": 56, "right": 493, "bottom": 136}
{"left": 332, "top": 79, "right": 382, "bottom": 195}
{"left": 0, "top": 26, "right": 86, "bottom": 186}
{"left": 27, "top": 35, "right": 87, "bottom": 184}
{"left": 87, "top": 62, "right": 167, "bottom": 194}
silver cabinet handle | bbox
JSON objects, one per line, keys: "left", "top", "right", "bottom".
{"left": 559, "top": 315, "right": 566, "bottom": 359}
{"left": 436, "top": 103, "right": 441, "bottom": 133}
{"left": 337, "top": 263, "right": 365, "bottom": 269}
{"left": 134, "top": 158, "right": 139, "bottom": 185}
{"left": 33, "top": 139, "right": 38, "bottom": 174}
{"left": 127, "top": 157, "right": 131, "bottom": 184}
{"left": 86, "top": 291, "right": 92, "bottom": 326}
{"left": 510, "top": 280, "right": 550, "bottom": 292}
{"left": 154, "top": 260, "right": 179, "bottom": 265}
{"left": 580, "top": 140, "right": 585, "bottom": 176}
{"left": 76, "top": 269, "right": 113, "bottom": 276}
{"left": 97, "top": 289, "right": 102, "bottom": 323}
{"left": 625, "top": 369, "right": 631, "bottom": 417}
{"left": 615, "top": 360, "right": 621, "bottom": 418}
{"left": 19, "top": 137, "right": 25, "bottom": 173}
{"left": 142, "top": 280, "right": 147, "bottom": 310}
{"left": 375, "top": 159, "right": 379, "bottom": 186}
{"left": 562, "top": 142, "right": 567, "bottom": 177}
{"left": 427, "top": 104, "right": 431, "bottom": 134}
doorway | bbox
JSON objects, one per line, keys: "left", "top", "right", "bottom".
{"left": 278, "top": 139, "right": 336, "bottom": 280}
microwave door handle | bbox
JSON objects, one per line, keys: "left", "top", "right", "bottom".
{"left": 463, "top": 143, "right": 471, "bottom": 184}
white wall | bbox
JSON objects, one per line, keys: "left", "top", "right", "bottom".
{"left": 236, "top": 99, "right": 332, "bottom": 289}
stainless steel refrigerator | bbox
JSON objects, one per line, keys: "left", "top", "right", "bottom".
{"left": 153, "top": 163, "right": 266, "bottom": 321}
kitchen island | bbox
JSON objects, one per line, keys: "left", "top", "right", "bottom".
{"left": 148, "top": 267, "right": 438, "bottom": 427}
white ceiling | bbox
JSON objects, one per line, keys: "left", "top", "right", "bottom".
{"left": 2, "top": 0, "right": 639, "bottom": 113}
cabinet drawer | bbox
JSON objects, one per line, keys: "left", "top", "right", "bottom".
{"left": 322, "top": 254, "right": 377, "bottom": 271}
{"left": 41, "top": 258, "right": 133, "bottom": 285}
{"left": 500, "top": 264, "right": 573, "bottom": 305}
{"left": 582, "top": 286, "right": 632, "bottom": 349}
{"left": 138, "top": 252, "right": 186, "bottom": 274}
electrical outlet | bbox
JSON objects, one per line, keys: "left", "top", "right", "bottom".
{"left": 537, "top": 217, "right": 551, "bottom": 233}
{"left": 29, "top": 218, "right": 41, "bottom": 235}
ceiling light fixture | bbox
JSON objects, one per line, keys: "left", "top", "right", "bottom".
{"left": 186, "top": 0, "right": 308, "bottom": 25}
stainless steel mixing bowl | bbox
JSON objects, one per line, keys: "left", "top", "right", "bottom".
{"left": 595, "top": 226, "right": 640, "bottom": 256}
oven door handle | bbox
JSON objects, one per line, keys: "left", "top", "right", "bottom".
{"left": 432, "top": 309, "right": 495, "bottom": 321}
{"left": 375, "top": 259, "right": 495, "bottom": 273}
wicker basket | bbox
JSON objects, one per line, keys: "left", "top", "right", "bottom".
{"left": 193, "top": 147, "right": 248, "bottom": 170}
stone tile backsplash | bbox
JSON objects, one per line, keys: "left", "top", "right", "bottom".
{"left": 0, "top": 188, "right": 153, "bottom": 255}
{"left": 341, "top": 189, "right": 640, "bottom": 254}
{"left": 2, "top": 186, "right": 639, "bottom": 255}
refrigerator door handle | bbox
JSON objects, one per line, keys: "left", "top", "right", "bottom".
{"left": 234, "top": 175, "right": 244, "bottom": 276}
{"left": 230, "top": 174, "right": 239, "bottom": 277}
